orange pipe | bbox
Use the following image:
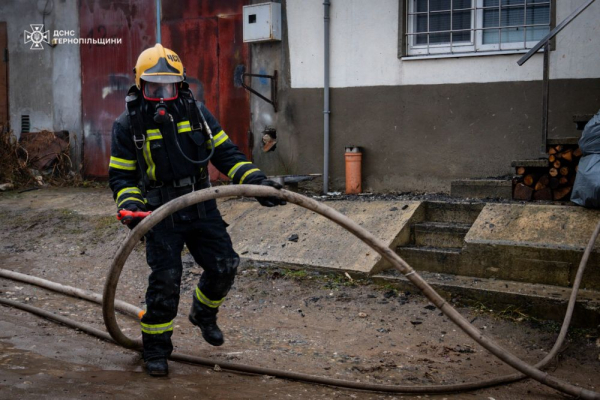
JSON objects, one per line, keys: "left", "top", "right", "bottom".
{"left": 345, "top": 149, "right": 362, "bottom": 194}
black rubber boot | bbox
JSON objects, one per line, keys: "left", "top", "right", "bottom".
{"left": 146, "top": 358, "right": 169, "bottom": 377}
{"left": 189, "top": 304, "right": 224, "bottom": 346}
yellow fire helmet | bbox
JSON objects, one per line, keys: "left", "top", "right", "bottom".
{"left": 133, "top": 43, "right": 185, "bottom": 90}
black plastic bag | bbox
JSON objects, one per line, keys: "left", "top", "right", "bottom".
{"left": 571, "top": 111, "right": 600, "bottom": 208}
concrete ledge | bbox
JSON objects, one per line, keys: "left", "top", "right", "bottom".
{"left": 510, "top": 159, "right": 549, "bottom": 168}
{"left": 463, "top": 203, "right": 600, "bottom": 289}
{"left": 466, "top": 203, "right": 600, "bottom": 252}
{"left": 414, "top": 222, "right": 470, "bottom": 248}
{"left": 372, "top": 270, "right": 600, "bottom": 329}
{"left": 219, "top": 199, "right": 422, "bottom": 275}
{"left": 450, "top": 179, "right": 512, "bottom": 200}
{"left": 424, "top": 201, "right": 484, "bottom": 224}
{"left": 547, "top": 137, "right": 581, "bottom": 145}
{"left": 223, "top": 198, "right": 600, "bottom": 290}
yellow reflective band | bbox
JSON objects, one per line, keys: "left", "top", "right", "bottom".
{"left": 239, "top": 168, "right": 260, "bottom": 184}
{"left": 110, "top": 156, "right": 136, "bottom": 165}
{"left": 109, "top": 162, "right": 136, "bottom": 171}
{"left": 207, "top": 130, "right": 229, "bottom": 149}
{"left": 109, "top": 156, "right": 136, "bottom": 171}
{"left": 140, "top": 320, "right": 174, "bottom": 335}
{"left": 146, "top": 129, "right": 162, "bottom": 141}
{"left": 142, "top": 140, "right": 157, "bottom": 181}
{"left": 213, "top": 131, "right": 228, "bottom": 147}
{"left": 195, "top": 287, "right": 225, "bottom": 308}
{"left": 227, "top": 161, "right": 251, "bottom": 179}
{"left": 117, "top": 197, "right": 145, "bottom": 208}
{"left": 116, "top": 187, "right": 142, "bottom": 202}
{"left": 177, "top": 120, "right": 192, "bottom": 134}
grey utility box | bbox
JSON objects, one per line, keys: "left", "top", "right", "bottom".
{"left": 243, "top": 2, "right": 282, "bottom": 43}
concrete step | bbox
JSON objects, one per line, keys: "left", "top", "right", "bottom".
{"left": 424, "top": 201, "right": 484, "bottom": 225}
{"left": 413, "top": 222, "right": 470, "bottom": 248}
{"left": 371, "top": 270, "right": 600, "bottom": 329}
{"left": 547, "top": 137, "right": 581, "bottom": 145}
{"left": 396, "top": 245, "right": 463, "bottom": 275}
{"left": 450, "top": 179, "right": 512, "bottom": 200}
{"left": 398, "top": 242, "right": 600, "bottom": 292}
{"left": 465, "top": 203, "right": 600, "bottom": 291}
{"left": 511, "top": 159, "right": 549, "bottom": 168}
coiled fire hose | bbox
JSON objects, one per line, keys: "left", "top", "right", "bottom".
{"left": 0, "top": 185, "right": 599, "bottom": 398}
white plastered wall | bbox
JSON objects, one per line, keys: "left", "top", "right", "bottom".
{"left": 287, "top": 0, "right": 600, "bottom": 88}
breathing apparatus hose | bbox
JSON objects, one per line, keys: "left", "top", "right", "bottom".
{"left": 1, "top": 186, "right": 599, "bottom": 397}
{"left": 169, "top": 105, "right": 215, "bottom": 165}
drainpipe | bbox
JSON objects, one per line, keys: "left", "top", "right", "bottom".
{"left": 156, "top": 0, "right": 162, "bottom": 43}
{"left": 323, "top": 0, "right": 331, "bottom": 194}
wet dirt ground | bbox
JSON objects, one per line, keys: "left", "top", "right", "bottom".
{"left": 0, "top": 187, "right": 599, "bottom": 399}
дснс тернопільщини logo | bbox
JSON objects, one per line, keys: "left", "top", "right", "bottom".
{"left": 24, "top": 24, "right": 49, "bottom": 50}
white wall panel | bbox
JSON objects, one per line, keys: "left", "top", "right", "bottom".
{"left": 287, "top": 0, "right": 600, "bottom": 88}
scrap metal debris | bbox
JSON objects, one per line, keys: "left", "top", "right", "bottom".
{"left": 0, "top": 129, "right": 81, "bottom": 189}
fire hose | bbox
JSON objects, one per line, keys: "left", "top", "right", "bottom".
{"left": 0, "top": 185, "right": 599, "bottom": 398}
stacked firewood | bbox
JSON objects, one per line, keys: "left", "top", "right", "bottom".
{"left": 513, "top": 144, "right": 582, "bottom": 201}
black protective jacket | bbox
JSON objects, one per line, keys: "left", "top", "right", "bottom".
{"left": 108, "top": 93, "right": 266, "bottom": 210}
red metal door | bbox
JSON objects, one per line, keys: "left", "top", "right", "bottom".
{"left": 80, "top": 0, "right": 249, "bottom": 180}
{"left": 161, "top": 18, "right": 220, "bottom": 118}
{"left": 79, "top": 0, "right": 156, "bottom": 178}
{"left": 217, "top": 13, "right": 251, "bottom": 161}
{"left": 162, "top": 1, "right": 250, "bottom": 182}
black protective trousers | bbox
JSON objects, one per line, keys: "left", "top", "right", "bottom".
{"left": 140, "top": 205, "right": 239, "bottom": 361}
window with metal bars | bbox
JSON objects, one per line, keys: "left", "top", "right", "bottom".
{"left": 404, "top": 0, "right": 552, "bottom": 57}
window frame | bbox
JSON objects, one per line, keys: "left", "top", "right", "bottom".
{"left": 406, "top": 0, "right": 476, "bottom": 55}
{"left": 400, "top": 0, "right": 555, "bottom": 59}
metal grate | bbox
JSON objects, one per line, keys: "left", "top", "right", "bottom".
{"left": 21, "top": 115, "right": 30, "bottom": 134}
{"left": 406, "top": 0, "right": 552, "bottom": 57}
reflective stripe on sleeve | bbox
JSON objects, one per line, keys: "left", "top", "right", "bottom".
{"left": 239, "top": 168, "right": 260, "bottom": 184}
{"left": 227, "top": 161, "right": 251, "bottom": 179}
{"left": 117, "top": 197, "right": 146, "bottom": 208}
{"left": 206, "top": 130, "right": 229, "bottom": 149}
{"left": 213, "top": 131, "right": 228, "bottom": 147}
{"left": 109, "top": 156, "right": 136, "bottom": 171}
{"left": 116, "top": 187, "right": 142, "bottom": 203}
{"left": 195, "top": 287, "right": 225, "bottom": 308}
{"left": 140, "top": 320, "right": 174, "bottom": 335}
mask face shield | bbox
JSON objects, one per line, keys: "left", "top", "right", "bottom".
{"left": 143, "top": 81, "right": 178, "bottom": 101}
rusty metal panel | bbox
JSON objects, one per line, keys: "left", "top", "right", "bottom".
{"left": 80, "top": 0, "right": 249, "bottom": 181}
{"left": 162, "top": 0, "right": 250, "bottom": 182}
{"left": 162, "top": 0, "right": 245, "bottom": 21}
{"left": 218, "top": 14, "right": 251, "bottom": 158}
{"left": 79, "top": 0, "right": 156, "bottom": 178}
{"left": 162, "top": 18, "right": 219, "bottom": 115}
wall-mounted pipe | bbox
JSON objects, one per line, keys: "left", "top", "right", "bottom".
{"left": 156, "top": 0, "right": 161, "bottom": 44}
{"left": 323, "top": 0, "right": 331, "bottom": 194}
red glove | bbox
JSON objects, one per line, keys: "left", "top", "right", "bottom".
{"left": 117, "top": 204, "right": 151, "bottom": 229}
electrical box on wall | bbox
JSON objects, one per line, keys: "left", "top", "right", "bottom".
{"left": 243, "top": 2, "right": 282, "bottom": 43}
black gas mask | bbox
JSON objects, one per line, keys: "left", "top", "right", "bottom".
{"left": 142, "top": 81, "right": 178, "bottom": 124}
{"left": 153, "top": 100, "right": 170, "bottom": 124}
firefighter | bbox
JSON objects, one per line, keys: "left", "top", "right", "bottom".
{"left": 108, "top": 44, "right": 285, "bottom": 376}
